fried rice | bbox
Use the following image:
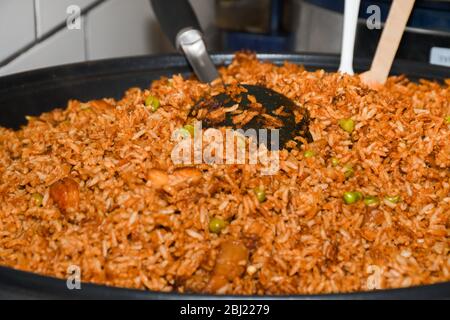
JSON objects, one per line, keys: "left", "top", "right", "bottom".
{"left": 0, "top": 52, "right": 448, "bottom": 295}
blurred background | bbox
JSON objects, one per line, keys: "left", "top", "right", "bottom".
{"left": 0, "top": 0, "right": 449, "bottom": 76}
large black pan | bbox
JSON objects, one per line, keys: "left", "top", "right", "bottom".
{"left": 0, "top": 53, "right": 449, "bottom": 299}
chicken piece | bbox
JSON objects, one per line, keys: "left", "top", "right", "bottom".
{"left": 206, "top": 240, "right": 249, "bottom": 293}
{"left": 147, "top": 169, "right": 169, "bottom": 190}
{"left": 171, "top": 167, "right": 202, "bottom": 185}
{"left": 147, "top": 167, "right": 202, "bottom": 191}
{"left": 49, "top": 178, "right": 80, "bottom": 212}
{"left": 89, "top": 99, "right": 114, "bottom": 110}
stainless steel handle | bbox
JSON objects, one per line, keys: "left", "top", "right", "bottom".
{"left": 176, "top": 29, "right": 219, "bottom": 83}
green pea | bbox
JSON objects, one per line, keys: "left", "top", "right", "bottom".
{"left": 183, "top": 124, "right": 195, "bottom": 137}
{"left": 385, "top": 195, "right": 401, "bottom": 204}
{"left": 344, "top": 165, "right": 354, "bottom": 179}
{"left": 254, "top": 186, "right": 266, "bottom": 203}
{"left": 145, "top": 95, "right": 160, "bottom": 112}
{"left": 209, "top": 217, "right": 226, "bottom": 234}
{"left": 304, "top": 150, "right": 315, "bottom": 158}
{"left": 236, "top": 135, "right": 246, "bottom": 150}
{"left": 80, "top": 103, "right": 91, "bottom": 111}
{"left": 178, "top": 128, "right": 191, "bottom": 139}
{"left": 339, "top": 118, "right": 355, "bottom": 133}
{"left": 32, "top": 193, "right": 43, "bottom": 207}
{"left": 330, "top": 157, "right": 340, "bottom": 167}
{"left": 343, "top": 191, "right": 362, "bottom": 204}
{"left": 354, "top": 191, "right": 363, "bottom": 201}
{"left": 445, "top": 116, "right": 450, "bottom": 124}
{"left": 364, "top": 195, "right": 380, "bottom": 206}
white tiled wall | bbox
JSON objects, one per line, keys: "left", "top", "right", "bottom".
{"left": 0, "top": 0, "right": 36, "bottom": 62}
{"left": 86, "top": 0, "right": 172, "bottom": 60}
{"left": 36, "top": 0, "right": 98, "bottom": 36}
{"left": 0, "top": 0, "right": 216, "bottom": 76}
{"left": 0, "top": 27, "right": 86, "bottom": 76}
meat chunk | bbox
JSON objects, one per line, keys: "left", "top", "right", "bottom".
{"left": 50, "top": 178, "right": 80, "bottom": 212}
{"left": 147, "top": 169, "right": 169, "bottom": 190}
{"left": 206, "top": 240, "right": 249, "bottom": 293}
{"left": 147, "top": 167, "right": 202, "bottom": 192}
{"left": 89, "top": 99, "right": 114, "bottom": 110}
{"left": 171, "top": 167, "right": 202, "bottom": 185}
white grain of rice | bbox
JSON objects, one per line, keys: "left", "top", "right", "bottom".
{"left": 129, "top": 212, "right": 138, "bottom": 226}
{"left": 339, "top": 229, "right": 350, "bottom": 239}
{"left": 413, "top": 108, "right": 429, "bottom": 114}
{"left": 400, "top": 250, "right": 412, "bottom": 258}
{"left": 218, "top": 200, "right": 229, "bottom": 211}
{"left": 405, "top": 183, "right": 413, "bottom": 197}
{"left": 42, "top": 190, "right": 50, "bottom": 206}
{"left": 159, "top": 207, "right": 176, "bottom": 215}
{"left": 395, "top": 121, "right": 405, "bottom": 132}
{"left": 216, "top": 284, "right": 229, "bottom": 295}
{"left": 36, "top": 172, "right": 47, "bottom": 181}
{"left": 132, "top": 129, "right": 146, "bottom": 140}
{"left": 383, "top": 210, "right": 392, "bottom": 226}
{"left": 247, "top": 265, "right": 258, "bottom": 275}
{"left": 271, "top": 276, "right": 284, "bottom": 282}
{"left": 102, "top": 240, "right": 108, "bottom": 257}
{"left": 420, "top": 204, "right": 434, "bottom": 214}
{"left": 86, "top": 175, "right": 100, "bottom": 188}
{"left": 383, "top": 199, "right": 397, "bottom": 209}
{"left": 185, "top": 229, "right": 203, "bottom": 240}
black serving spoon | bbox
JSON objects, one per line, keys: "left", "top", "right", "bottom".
{"left": 150, "top": 0, "right": 311, "bottom": 149}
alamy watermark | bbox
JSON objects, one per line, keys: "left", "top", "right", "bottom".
{"left": 366, "top": 265, "right": 383, "bottom": 290}
{"left": 366, "top": 5, "right": 382, "bottom": 30}
{"left": 65, "top": 4, "right": 383, "bottom": 32}
{"left": 171, "top": 121, "right": 280, "bottom": 176}
{"left": 66, "top": 5, "right": 82, "bottom": 30}
{"left": 66, "top": 265, "right": 82, "bottom": 290}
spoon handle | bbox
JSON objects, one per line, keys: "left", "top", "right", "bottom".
{"left": 150, "top": 0, "right": 219, "bottom": 83}
{"left": 339, "top": 0, "right": 361, "bottom": 75}
{"left": 150, "top": 0, "right": 201, "bottom": 46}
{"left": 361, "top": 0, "right": 415, "bottom": 85}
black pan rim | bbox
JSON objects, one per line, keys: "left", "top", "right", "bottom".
{"left": 0, "top": 52, "right": 448, "bottom": 90}
{"left": 1, "top": 265, "right": 449, "bottom": 300}
{"left": 0, "top": 52, "right": 449, "bottom": 299}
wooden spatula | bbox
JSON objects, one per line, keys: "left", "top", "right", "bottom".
{"left": 360, "top": 0, "right": 415, "bottom": 86}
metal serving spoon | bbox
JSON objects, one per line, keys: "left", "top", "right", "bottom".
{"left": 150, "top": 0, "right": 311, "bottom": 149}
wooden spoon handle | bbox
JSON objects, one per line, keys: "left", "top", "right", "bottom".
{"left": 361, "top": 0, "right": 415, "bottom": 85}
